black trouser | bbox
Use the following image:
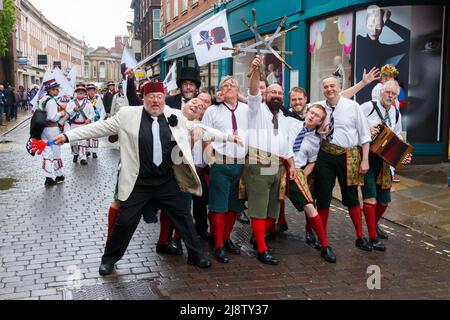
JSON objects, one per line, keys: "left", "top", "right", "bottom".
{"left": 102, "top": 178, "right": 204, "bottom": 265}
{"left": 192, "top": 173, "right": 209, "bottom": 235}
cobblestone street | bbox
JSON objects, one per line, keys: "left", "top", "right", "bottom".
{"left": 0, "top": 122, "right": 449, "bottom": 300}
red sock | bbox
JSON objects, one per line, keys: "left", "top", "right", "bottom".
{"left": 317, "top": 208, "right": 330, "bottom": 233}
{"left": 212, "top": 212, "right": 226, "bottom": 249}
{"left": 107, "top": 207, "right": 119, "bottom": 242}
{"left": 308, "top": 215, "right": 328, "bottom": 247}
{"left": 158, "top": 212, "right": 173, "bottom": 245}
{"left": 224, "top": 211, "right": 237, "bottom": 241}
{"left": 278, "top": 202, "right": 287, "bottom": 226}
{"left": 348, "top": 205, "right": 364, "bottom": 239}
{"left": 251, "top": 218, "right": 268, "bottom": 253}
{"left": 375, "top": 203, "right": 388, "bottom": 224}
{"left": 363, "top": 203, "right": 378, "bottom": 239}
{"left": 265, "top": 217, "right": 276, "bottom": 234}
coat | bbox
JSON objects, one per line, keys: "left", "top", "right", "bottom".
{"left": 65, "top": 105, "right": 229, "bottom": 201}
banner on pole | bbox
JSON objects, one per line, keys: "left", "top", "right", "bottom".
{"left": 190, "top": 10, "right": 233, "bottom": 66}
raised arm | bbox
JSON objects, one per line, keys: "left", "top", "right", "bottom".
{"left": 341, "top": 67, "right": 380, "bottom": 99}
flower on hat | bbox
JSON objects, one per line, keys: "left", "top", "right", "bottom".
{"left": 380, "top": 64, "right": 399, "bottom": 77}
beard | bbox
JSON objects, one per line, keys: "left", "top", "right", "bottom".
{"left": 267, "top": 98, "right": 283, "bottom": 113}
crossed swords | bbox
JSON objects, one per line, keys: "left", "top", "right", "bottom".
{"left": 222, "top": 9, "right": 298, "bottom": 76}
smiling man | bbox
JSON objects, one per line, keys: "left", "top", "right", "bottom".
{"left": 54, "top": 82, "right": 242, "bottom": 275}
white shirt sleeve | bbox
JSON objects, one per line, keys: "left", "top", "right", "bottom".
{"left": 355, "top": 103, "right": 372, "bottom": 145}
{"left": 46, "top": 99, "right": 61, "bottom": 122}
{"left": 247, "top": 91, "right": 262, "bottom": 116}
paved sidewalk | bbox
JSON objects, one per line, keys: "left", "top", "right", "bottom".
{"left": 333, "top": 163, "right": 450, "bottom": 244}
{"left": 0, "top": 121, "right": 449, "bottom": 300}
{"left": 0, "top": 109, "right": 32, "bottom": 137}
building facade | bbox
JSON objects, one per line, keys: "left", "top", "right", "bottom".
{"left": 138, "top": 0, "right": 162, "bottom": 80}
{"left": 158, "top": 0, "right": 449, "bottom": 166}
{"left": 83, "top": 47, "right": 122, "bottom": 85}
{"left": 14, "top": 0, "right": 84, "bottom": 89}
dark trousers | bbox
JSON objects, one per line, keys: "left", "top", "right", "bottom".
{"left": 192, "top": 173, "right": 209, "bottom": 235}
{"left": 102, "top": 178, "right": 204, "bottom": 265}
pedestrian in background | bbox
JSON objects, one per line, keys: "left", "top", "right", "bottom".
{"left": 0, "top": 84, "right": 6, "bottom": 126}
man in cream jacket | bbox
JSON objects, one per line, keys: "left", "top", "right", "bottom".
{"left": 55, "top": 82, "right": 241, "bottom": 275}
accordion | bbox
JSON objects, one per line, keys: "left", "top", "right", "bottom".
{"left": 370, "top": 124, "right": 413, "bottom": 170}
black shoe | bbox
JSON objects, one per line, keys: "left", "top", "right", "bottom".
{"left": 80, "top": 159, "right": 88, "bottom": 165}
{"left": 187, "top": 255, "right": 212, "bottom": 268}
{"left": 214, "top": 247, "right": 229, "bottom": 263}
{"left": 86, "top": 152, "right": 91, "bottom": 157}
{"left": 224, "top": 239, "right": 241, "bottom": 255}
{"left": 321, "top": 246, "right": 337, "bottom": 263}
{"left": 305, "top": 228, "right": 317, "bottom": 246}
{"left": 172, "top": 238, "right": 183, "bottom": 255}
{"left": 156, "top": 244, "right": 183, "bottom": 256}
{"left": 376, "top": 225, "right": 389, "bottom": 240}
{"left": 237, "top": 211, "right": 250, "bottom": 224}
{"left": 355, "top": 237, "right": 373, "bottom": 252}
{"left": 197, "top": 231, "right": 210, "bottom": 241}
{"left": 99, "top": 263, "right": 115, "bottom": 276}
{"left": 44, "top": 178, "right": 57, "bottom": 187}
{"left": 73, "top": 155, "right": 78, "bottom": 163}
{"left": 275, "top": 223, "right": 288, "bottom": 234}
{"left": 55, "top": 176, "right": 65, "bottom": 184}
{"left": 93, "top": 153, "right": 98, "bottom": 159}
{"left": 250, "top": 237, "right": 272, "bottom": 253}
{"left": 370, "top": 237, "right": 386, "bottom": 252}
{"left": 256, "top": 250, "right": 279, "bottom": 265}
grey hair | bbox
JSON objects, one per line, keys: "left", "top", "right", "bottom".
{"left": 219, "top": 76, "right": 239, "bottom": 90}
{"left": 321, "top": 75, "right": 340, "bottom": 88}
{"left": 381, "top": 80, "right": 400, "bottom": 95}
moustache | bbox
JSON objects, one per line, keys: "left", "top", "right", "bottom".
{"left": 267, "top": 100, "right": 283, "bottom": 112}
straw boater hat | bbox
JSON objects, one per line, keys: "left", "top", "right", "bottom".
{"left": 86, "top": 83, "right": 97, "bottom": 91}
{"left": 43, "top": 79, "right": 60, "bottom": 91}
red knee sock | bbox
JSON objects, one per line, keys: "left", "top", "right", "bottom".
{"left": 158, "top": 212, "right": 173, "bottom": 245}
{"left": 308, "top": 215, "right": 328, "bottom": 247}
{"left": 278, "top": 202, "right": 287, "bottom": 226}
{"left": 107, "top": 207, "right": 119, "bottom": 242}
{"left": 375, "top": 203, "right": 388, "bottom": 224}
{"left": 348, "top": 205, "right": 364, "bottom": 239}
{"left": 251, "top": 218, "right": 268, "bottom": 253}
{"left": 363, "top": 203, "right": 378, "bottom": 239}
{"left": 224, "top": 211, "right": 237, "bottom": 242}
{"left": 212, "top": 212, "right": 226, "bottom": 249}
{"left": 317, "top": 208, "right": 330, "bottom": 233}
{"left": 265, "top": 217, "right": 276, "bottom": 234}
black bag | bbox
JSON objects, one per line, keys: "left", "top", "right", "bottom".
{"left": 29, "top": 109, "right": 48, "bottom": 139}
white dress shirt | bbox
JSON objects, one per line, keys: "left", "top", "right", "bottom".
{"left": 247, "top": 92, "right": 293, "bottom": 159}
{"left": 360, "top": 100, "right": 403, "bottom": 138}
{"left": 201, "top": 102, "right": 249, "bottom": 159}
{"left": 316, "top": 96, "right": 371, "bottom": 148}
{"left": 287, "top": 117, "right": 321, "bottom": 169}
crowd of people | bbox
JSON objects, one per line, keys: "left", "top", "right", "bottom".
{"left": 31, "top": 56, "right": 411, "bottom": 276}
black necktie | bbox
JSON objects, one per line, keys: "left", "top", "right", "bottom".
{"left": 326, "top": 106, "right": 335, "bottom": 142}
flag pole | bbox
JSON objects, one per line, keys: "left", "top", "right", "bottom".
{"left": 133, "top": 32, "right": 191, "bottom": 70}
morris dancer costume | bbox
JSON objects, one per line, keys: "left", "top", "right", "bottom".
{"left": 315, "top": 77, "right": 373, "bottom": 252}
{"left": 38, "top": 79, "right": 65, "bottom": 186}
{"left": 86, "top": 83, "right": 106, "bottom": 159}
{"left": 67, "top": 87, "right": 95, "bottom": 165}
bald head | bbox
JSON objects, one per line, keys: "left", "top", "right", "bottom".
{"left": 322, "top": 76, "right": 341, "bottom": 103}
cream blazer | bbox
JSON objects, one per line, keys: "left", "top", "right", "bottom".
{"left": 65, "top": 106, "right": 229, "bottom": 201}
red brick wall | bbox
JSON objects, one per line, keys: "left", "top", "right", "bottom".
{"left": 162, "top": 0, "right": 220, "bottom": 35}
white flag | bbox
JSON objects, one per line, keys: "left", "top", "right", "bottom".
{"left": 190, "top": 10, "right": 233, "bottom": 66}
{"left": 31, "top": 69, "right": 53, "bottom": 111}
{"left": 52, "top": 67, "right": 74, "bottom": 98}
{"left": 121, "top": 47, "right": 139, "bottom": 96}
{"left": 163, "top": 61, "right": 178, "bottom": 92}
{"left": 66, "top": 67, "right": 77, "bottom": 90}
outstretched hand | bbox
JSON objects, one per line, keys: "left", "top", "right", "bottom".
{"left": 362, "top": 67, "right": 381, "bottom": 85}
{"left": 53, "top": 134, "right": 67, "bottom": 145}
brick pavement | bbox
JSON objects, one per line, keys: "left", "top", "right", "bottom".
{"left": 0, "top": 122, "right": 449, "bottom": 300}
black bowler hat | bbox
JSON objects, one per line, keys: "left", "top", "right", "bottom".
{"left": 177, "top": 67, "right": 201, "bottom": 89}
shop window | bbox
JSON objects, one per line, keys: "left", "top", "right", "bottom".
{"left": 232, "top": 34, "right": 285, "bottom": 93}
{"left": 309, "top": 14, "right": 353, "bottom": 103}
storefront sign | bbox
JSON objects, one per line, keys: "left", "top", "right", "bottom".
{"left": 18, "top": 57, "right": 28, "bottom": 66}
